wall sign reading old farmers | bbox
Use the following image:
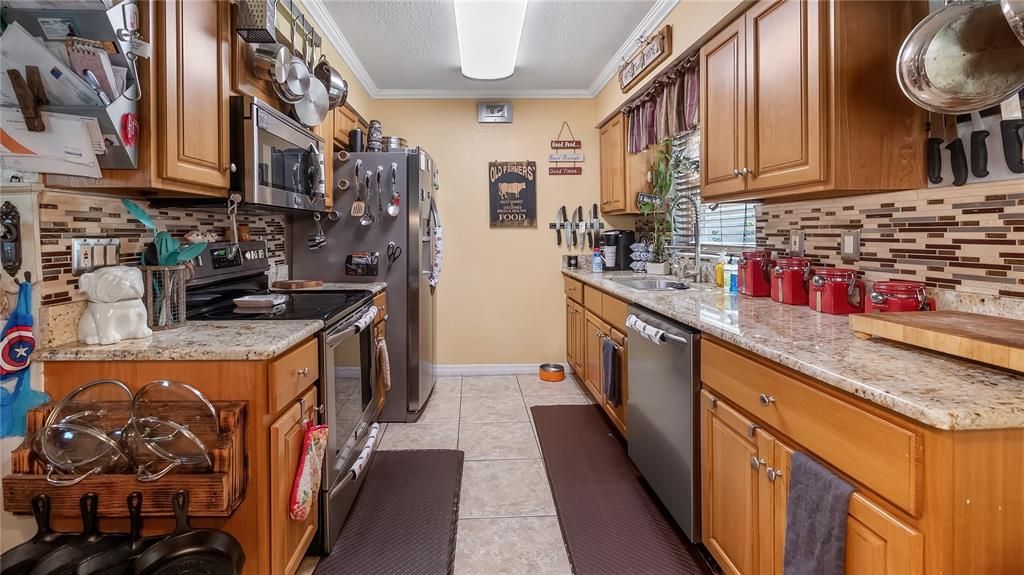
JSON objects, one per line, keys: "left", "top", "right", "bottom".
{"left": 489, "top": 161, "right": 537, "bottom": 228}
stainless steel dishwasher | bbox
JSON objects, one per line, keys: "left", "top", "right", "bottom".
{"left": 626, "top": 305, "right": 701, "bottom": 543}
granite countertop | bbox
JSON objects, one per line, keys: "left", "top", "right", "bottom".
{"left": 564, "top": 269, "right": 1024, "bottom": 431}
{"left": 36, "top": 320, "right": 325, "bottom": 362}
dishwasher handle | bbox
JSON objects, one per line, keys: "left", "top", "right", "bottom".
{"left": 626, "top": 313, "right": 689, "bottom": 346}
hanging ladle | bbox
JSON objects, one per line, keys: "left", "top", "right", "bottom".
{"left": 359, "top": 171, "right": 374, "bottom": 226}
{"left": 386, "top": 162, "right": 400, "bottom": 217}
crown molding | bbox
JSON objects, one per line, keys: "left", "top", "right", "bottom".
{"left": 587, "top": 0, "right": 679, "bottom": 97}
{"left": 298, "top": 0, "right": 381, "bottom": 97}
{"left": 300, "top": 0, "right": 677, "bottom": 100}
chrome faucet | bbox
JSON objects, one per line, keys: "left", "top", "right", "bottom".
{"left": 668, "top": 194, "right": 703, "bottom": 283}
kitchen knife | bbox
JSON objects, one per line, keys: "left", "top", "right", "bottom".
{"left": 1000, "top": 92, "right": 1024, "bottom": 174}
{"left": 589, "top": 203, "right": 599, "bottom": 249}
{"left": 574, "top": 206, "right": 584, "bottom": 248}
{"left": 569, "top": 207, "right": 579, "bottom": 248}
{"left": 555, "top": 206, "right": 565, "bottom": 246}
{"left": 944, "top": 115, "right": 968, "bottom": 187}
{"left": 926, "top": 112, "right": 942, "bottom": 184}
{"left": 969, "top": 111, "right": 989, "bottom": 179}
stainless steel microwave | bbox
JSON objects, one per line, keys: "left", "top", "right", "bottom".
{"left": 231, "top": 95, "right": 325, "bottom": 212}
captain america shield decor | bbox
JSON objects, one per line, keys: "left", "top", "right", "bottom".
{"left": 0, "top": 325, "right": 34, "bottom": 375}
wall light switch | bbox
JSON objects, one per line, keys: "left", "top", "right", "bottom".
{"left": 789, "top": 229, "right": 805, "bottom": 256}
{"left": 841, "top": 230, "right": 861, "bottom": 262}
{"left": 72, "top": 238, "right": 121, "bottom": 275}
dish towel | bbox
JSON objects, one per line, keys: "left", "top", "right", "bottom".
{"left": 602, "top": 337, "right": 620, "bottom": 407}
{"left": 348, "top": 423, "right": 381, "bottom": 480}
{"left": 430, "top": 226, "right": 443, "bottom": 288}
{"left": 783, "top": 452, "right": 855, "bottom": 575}
{"left": 353, "top": 305, "right": 377, "bottom": 333}
{"left": 626, "top": 314, "right": 665, "bottom": 345}
{"left": 376, "top": 336, "right": 391, "bottom": 391}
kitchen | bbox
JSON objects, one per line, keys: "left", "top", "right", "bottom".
{"left": 0, "top": 0, "right": 1022, "bottom": 574}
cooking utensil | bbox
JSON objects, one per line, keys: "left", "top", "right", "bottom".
{"left": 573, "top": 206, "right": 584, "bottom": 248}
{"left": 272, "top": 279, "right": 324, "bottom": 290}
{"left": 120, "top": 199, "right": 156, "bottom": 231}
{"left": 944, "top": 115, "right": 969, "bottom": 186}
{"left": 589, "top": 203, "right": 599, "bottom": 249}
{"left": 351, "top": 160, "right": 366, "bottom": 218}
{"left": 969, "top": 111, "right": 990, "bottom": 178}
{"left": 274, "top": 11, "right": 311, "bottom": 105}
{"left": 0, "top": 495, "right": 66, "bottom": 574}
{"left": 387, "top": 162, "right": 400, "bottom": 217}
{"left": 30, "top": 493, "right": 129, "bottom": 575}
{"left": 235, "top": 0, "right": 277, "bottom": 43}
{"left": 897, "top": 1, "right": 1024, "bottom": 114}
{"left": 307, "top": 212, "right": 327, "bottom": 250}
{"left": 132, "top": 491, "right": 245, "bottom": 575}
{"left": 293, "top": 72, "right": 329, "bottom": 127}
{"left": 375, "top": 165, "right": 384, "bottom": 217}
{"left": 1003, "top": 0, "right": 1024, "bottom": 45}
{"left": 77, "top": 493, "right": 158, "bottom": 575}
{"left": 313, "top": 55, "right": 348, "bottom": 110}
{"left": 359, "top": 172, "right": 373, "bottom": 226}
{"left": 554, "top": 206, "right": 565, "bottom": 246}
{"left": 1000, "top": 91, "right": 1024, "bottom": 172}
{"left": 926, "top": 112, "right": 943, "bottom": 184}
{"left": 252, "top": 43, "right": 290, "bottom": 85}
{"left": 129, "top": 380, "right": 217, "bottom": 482}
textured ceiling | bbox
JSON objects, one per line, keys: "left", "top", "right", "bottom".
{"left": 322, "top": 0, "right": 658, "bottom": 96}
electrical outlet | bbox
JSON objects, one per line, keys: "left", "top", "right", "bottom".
{"left": 72, "top": 238, "right": 121, "bottom": 275}
{"left": 841, "top": 230, "right": 861, "bottom": 262}
{"left": 789, "top": 229, "right": 805, "bottom": 256}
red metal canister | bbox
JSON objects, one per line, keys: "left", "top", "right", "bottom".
{"left": 866, "top": 281, "right": 935, "bottom": 312}
{"left": 770, "top": 257, "right": 813, "bottom": 305}
{"left": 738, "top": 250, "right": 774, "bottom": 297}
{"left": 808, "top": 268, "right": 865, "bottom": 315}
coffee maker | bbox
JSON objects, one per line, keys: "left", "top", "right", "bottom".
{"left": 599, "top": 230, "right": 636, "bottom": 271}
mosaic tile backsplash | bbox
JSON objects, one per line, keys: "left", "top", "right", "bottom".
{"left": 756, "top": 180, "right": 1024, "bottom": 298}
{"left": 37, "top": 191, "right": 288, "bottom": 306}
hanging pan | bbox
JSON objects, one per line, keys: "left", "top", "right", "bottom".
{"left": 897, "top": 0, "right": 1024, "bottom": 113}
{"left": 132, "top": 491, "right": 245, "bottom": 575}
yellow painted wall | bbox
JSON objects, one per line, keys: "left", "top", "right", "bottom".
{"left": 593, "top": 0, "right": 745, "bottom": 124}
{"left": 373, "top": 99, "right": 601, "bottom": 365}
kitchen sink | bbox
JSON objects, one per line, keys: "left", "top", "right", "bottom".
{"left": 609, "top": 278, "right": 690, "bottom": 291}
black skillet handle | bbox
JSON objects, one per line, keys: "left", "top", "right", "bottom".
{"left": 946, "top": 138, "right": 968, "bottom": 186}
{"left": 172, "top": 490, "right": 191, "bottom": 534}
{"left": 31, "top": 494, "right": 53, "bottom": 535}
{"left": 926, "top": 137, "right": 943, "bottom": 184}
{"left": 128, "top": 492, "right": 144, "bottom": 541}
{"left": 970, "top": 129, "right": 989, "bottom": 178}
{"left": 1001, "top": 119, "right": 1024, "bottom": 174}
{"left": 80, "top": 493, "right": 99, "bottom": 535}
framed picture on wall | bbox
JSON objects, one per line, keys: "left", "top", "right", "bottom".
{"left": 489, "top": 161, "right": 536, "bottom": 227}
{"left": 478, "top": 102, "right": 513, "bottom": 124}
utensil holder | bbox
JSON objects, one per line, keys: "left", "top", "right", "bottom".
{"left": 140, "top": 265, "right": 189, "bottom": 330}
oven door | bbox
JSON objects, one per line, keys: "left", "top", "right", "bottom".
{"left": 317, "top": 304, "right": 386, "bottom": 552}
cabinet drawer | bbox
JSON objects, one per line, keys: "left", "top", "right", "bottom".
{"left": 583, "top": 285, "right": 603, "bottom": 316}
{"left": 602, "top": 294, "right": 628, "bottom": 331}
{"left": 373, "top": 292, "right": 387, "bottom": 325}
{"left": 701, "top": 340, "right": 922, "bottom": 515}
{"left": 564, "top": 277, "right": 582, "bottom": 302}
{"left": 269, "top": 338, "right": 319, "bottom": 415}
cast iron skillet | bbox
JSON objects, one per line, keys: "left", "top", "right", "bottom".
{"left": 30, "top": 493, "right": 128, "bottom": 575}
{"left": 77, "top": 493, "right": 158, "bottom": 575}
{"left": 131, "top": 490, "right": 245, "bottom": 575}
{"left": 0, "top": 495, "right": 67, "bottom": 574}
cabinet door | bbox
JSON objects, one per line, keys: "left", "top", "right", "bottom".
{"left": 270, "top": 386, "right": 318, "bottom": 575}
{"left": 335, "top": 106, "right": 359, "bottom": 147}
{"left": 744, "top": 0, "right": 825, "bottom": 192}
{"left": 572, "top": 301, "right": 586, "bottom": 377}
{"left": 701, "top": 391, "right": 759, "bottom": 575}
{"left": 604, "top": 328, "right": 628, "bottom": 435}
{"left": 624, "top": 145, "right": 652, "bottom": 213}
{"left": 314, "top": 113, "right": 335, "bottom": 211}
{"left": 158, "top": 0, "right": 231, "bottom": 190}
{"left": 771, "top": 441, "right": 924, "bottom": 575}
{"left": 583, "top": 311, "right": 609, "bottom": 403}
{"left": 700, "top": 17, "right": 747, "bottom": 199}
{"left": 565, "top": 300, "right": 576, "bottom": 369}
{"left": 600, "top": 115, "right": 626, "bottom": 212}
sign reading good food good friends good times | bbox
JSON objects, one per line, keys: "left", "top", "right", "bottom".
{"left": 489, "top": 161, "right": 536, "bottom": 228}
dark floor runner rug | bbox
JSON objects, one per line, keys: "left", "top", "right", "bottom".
{"left": 314, "top": 449, "right": 464, "bottom": 575}
{"left": 532, "top": 405, "right": 711, "bottom": 575}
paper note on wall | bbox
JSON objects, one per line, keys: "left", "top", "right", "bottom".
{"left": 0, "top": 110, "right": 101, "bottom": 178}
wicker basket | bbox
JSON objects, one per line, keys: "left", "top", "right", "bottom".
{"left": 140, "top": 265, "right": 190, "bottom": 330}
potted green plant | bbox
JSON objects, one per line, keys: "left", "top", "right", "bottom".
{"left": 639, "top": 140, "right": 677, "bottom": 275}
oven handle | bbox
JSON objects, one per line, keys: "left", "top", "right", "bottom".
{"left": 325, "top": 305, "right": 377, "bottom": 347}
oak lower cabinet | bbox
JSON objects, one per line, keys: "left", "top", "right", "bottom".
{"left": 583, "top": 311, "right": 607, "bottom": 404}
{"left": 699, "top": 0, "right": 926, "bottom": 201}
{"left": 700, "top": 337, "right": 1023, "bottom": 575}
{"left": 270, "top": 386, "right": 319, "bottom": 575}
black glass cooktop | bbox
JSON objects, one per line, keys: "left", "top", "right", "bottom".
{"left": 188, "top": 290, "right": 372, "bottom": 323}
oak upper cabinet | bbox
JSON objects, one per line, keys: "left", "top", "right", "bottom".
{"left": 700, "top": 391, "right": 760, "bottom": 575}
{"left": 624, "top": 145, "right": 653, "bottom": 212}
{"left": 270, "top": 386, "right": 319, "bottom": 575}
{"left": 700, "top": 0, "right": 926, "bottom": 201}
{"left": 313, "top": 112, "right": 335, "bottom": 211}
{"left": 600, "top": 114, "right": 626, "bottom": 212}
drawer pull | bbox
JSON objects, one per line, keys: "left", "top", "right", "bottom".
{"left": 750, "top": 456, "right": 765, "bottom": 470}
{"left": 766, "top": 467, "right": 784, "bottom": 482}
{"left": 296, "top": 367, "right": 310, "bottom": 377}
{"left": 758, "top": 393, "right": 775, "bottom": 407}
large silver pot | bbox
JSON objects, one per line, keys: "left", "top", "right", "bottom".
{"left": 897, "top": 0, "right": 1024, "bottom": 113}
{"left": 313, "top": 56, "right": 348, "bottom": 110}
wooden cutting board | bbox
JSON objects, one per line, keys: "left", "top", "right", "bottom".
{"left": 849, "top": 311, "right": 1024, "bottom": 373}
{"left": 272, "top": 279, "right": 323, "bottom": 290}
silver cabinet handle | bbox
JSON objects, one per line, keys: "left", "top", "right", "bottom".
{"left": 758, "top": 393, "right": 775, "bottom": 407}
{"left": 296, "top": 367, "right": 310, "bottom": 377}
{"left": 739, "top": 167, "right": 751, "bottom": 176}
{"left": 750, "top": 456, "right": 765, "bottom": 470}
{"left": 733, "top": 169, "right": 741, "bottom": 176}
{"left": 766, "top": 467, "right": 784, "bottom": 482}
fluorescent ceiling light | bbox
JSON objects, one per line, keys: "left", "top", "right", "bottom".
{"left": 454, "top": 0, "right": 529, "bottom": 80}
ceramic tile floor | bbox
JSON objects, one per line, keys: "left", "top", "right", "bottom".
{"left": 297, "top": 374, "right": 595, "bottom": 575}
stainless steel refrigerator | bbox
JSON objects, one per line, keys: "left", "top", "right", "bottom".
{"left": 292, "top": 148, "right": 441, "bottom": 422}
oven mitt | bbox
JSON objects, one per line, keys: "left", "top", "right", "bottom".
{"left": 289, "top": 419, "right": 328, "bottom": 521}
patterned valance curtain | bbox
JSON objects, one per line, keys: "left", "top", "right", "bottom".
{"left": 623, "top": 57, "right": 699, "bottom": 154}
